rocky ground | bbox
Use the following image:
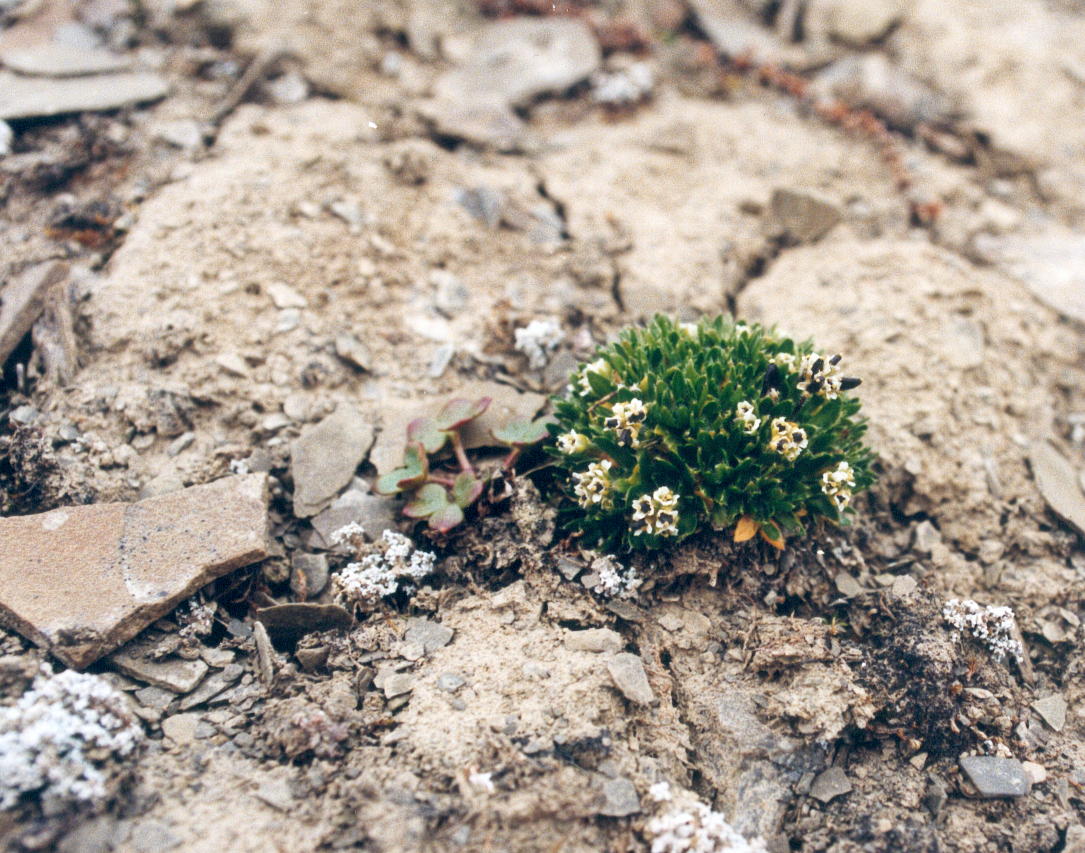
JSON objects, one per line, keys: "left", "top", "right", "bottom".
{"left": 3, "top": 0, "right": 1085, "bottom": 851}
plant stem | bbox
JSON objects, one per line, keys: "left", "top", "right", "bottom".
{"left": 502, "top": 447, "right": 521, "bottom": 471}
{"left": 449, "top": 430, "right": 474, "bottom": 476}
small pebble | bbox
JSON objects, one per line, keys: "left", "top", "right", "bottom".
{"left": 606, "top": 653, "right": 654, "bottom": 705}
{"left": 1031, "top": 694, "right": 1067, "bottom": 732}
{"left": 809, "top": 767, "right": 852, "bottom": 803}
{"left": 959, "top": 755, "right": 1030, "bottom": 798}
{"left": 437, "top": 672, "right": 466, "bottom": 692}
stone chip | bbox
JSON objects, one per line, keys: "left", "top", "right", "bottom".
{"left": 291, "top": 405, "right": 375, "bottom": 517}
{"left": 959, "top": 756, "right": 1031, "bottom": 798}
{"left": 606, "top": 652, "right": 654, "bottom": 705}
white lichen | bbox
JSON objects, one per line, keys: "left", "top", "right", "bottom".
{"left": 649, "top": 781, "right": 673, "bottom": 802}
{"left": 334, "top": 530, "right": 436, "bottom": 608}
{"left": 943, "top": 599, "right": 1023, "bottom": 663}
{"left": 0, "top": 669, "right": 143, "bottom": 815}
{"left": 591, "top": 62, "right": 654, "bottom": 106}
{"left": 514, "top": 318, "right": 564, "bottom": 370}
{"left": 649, "top": 800, "right": 767, "bottom": 853}
{"left": 588, "top": 554, "right": 641, "bottom": 599}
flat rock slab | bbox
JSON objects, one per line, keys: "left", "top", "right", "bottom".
{"left": 0, "top": 42, "right": 132, "bottom": 76}
{"left": 959, "top": 756, "right": 1031, "bottom": 798}
{"left": 291, "top": 405, "right": 375, "bottom": 518}
{"left": 0, "top": 69, "right": 170, "bottom": 120}
{"left": 974, "top": 232, "right": 1085, "bottom": 326}
{"left": 436, "top": 17, "right": 601, "bottom": 109}
{"left": 1027, "top": 439, "right": 1085, "bottom": 537}
{"left": 0, "top": 261, "right": 68, "bottom": 365}
{"left": 0, "top": 474, "right": 269, "bottom": 669}
{"left": 809, "top": 767, "right": 853, "bottom": 803}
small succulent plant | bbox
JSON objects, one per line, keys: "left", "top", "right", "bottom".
{"left": 548, "top": 314, "right": 875, "bottom": 553}
{"left": 376, "top": 396, "right": 550, "bottom": 532}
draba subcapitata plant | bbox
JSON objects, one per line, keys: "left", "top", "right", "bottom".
{"left": 549, "top": 315, "right": 875, "bottom": 553}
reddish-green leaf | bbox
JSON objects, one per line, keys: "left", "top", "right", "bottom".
{"left": 402, "top": 483, "right": 449, "bottom": 518}
{"left": 492, "top": 416, "right": 553, "bottom": 447}
{"left": 407, "top": 417, "right": 449, "bottom": 454}
{"left": 375, "top": 443, "right": 428, "bottom": 495}
{"left": 435, "top": 397, "right": 491, "bottom": 432}
{"left": 452, "top": 473, "right": 484, "bottom": 508}
{"left": 429, "top": 502, "right": 465, "bottom": 532}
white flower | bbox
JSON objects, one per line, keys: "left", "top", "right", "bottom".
{"left": 768, "top": 417, "right": 807, "bottom": 461}
{"left": 631, "top": 485, "right": 680, "bottom": 537}
{"left": 797, "top": 352, "right": 843, "bottom": 399}
{"left": 577, "top": 358, "right": 610, "bottom": 396}
{"left": 605, "top": 398, "right": 648, "bottom": 448}
{"left": 735, "top": 400, "right": 761, "bottom": 435}
{"left": 821, "top": 461, "right": 855, "bottom": 511}
{"left": 649, "top": 781, "right": 672, "bottom": 802}
{"left": 573, "top": 460, "right": 614, "bottom": 510}
{"left": 678, "top": 322, "right": 699, "bottom": 336}
{"left": 557, "top": 430, "right": 591, "bottom": 455}
{"left": 772, "top": 352, "right": 797, "bottom": 372}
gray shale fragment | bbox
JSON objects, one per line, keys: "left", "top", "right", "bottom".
{"left": 766, "top": 188, "right": 843, "bottom": 244}
{"left": 404, "top": 618, "right": 454, "bottom": 655}
{"left": 958, "top": 756, "right": 1031, "bottom": 798}
{"left": 809, "top": 767, "right": 852, "bottom": 803}
{"left": 599, "top": 777, "right": 641, "bottom": 817}
{"left": 291, "top": 405, "right": 375, "bottom": 517}
{"left": 1027, "top": 438, "right": 1085, "bottom": 537}
{"left": 606, "top": 652, "right": 654, "bottom": 705}
{"left": 1031, "top": 694, "right": 1068, "bottom": 732}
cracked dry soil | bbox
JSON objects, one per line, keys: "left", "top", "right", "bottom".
{"left": 4, "top": 0, "right": 1085, "bottom": 851}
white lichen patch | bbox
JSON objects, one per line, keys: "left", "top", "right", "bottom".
{"left": 587, "top": 554, "right": 641, "bottom": 599}
{"left": 514, "top": 318, "right": 564, "bottom": 370}
{"left": 648, "top": 796, "right": 767, "bottom": 853}
{"left": 0, "top": 669, "right": 143, "bottom": 814}
{"left": 943, "top": 599, "right": 1023, "bottom": 663}
{"left": 333, "top": 529, "right": 436, "bottom": 609}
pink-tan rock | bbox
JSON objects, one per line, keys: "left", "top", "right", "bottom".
{"left": 0, "top": 474, "right": 270, "bottom": 669}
